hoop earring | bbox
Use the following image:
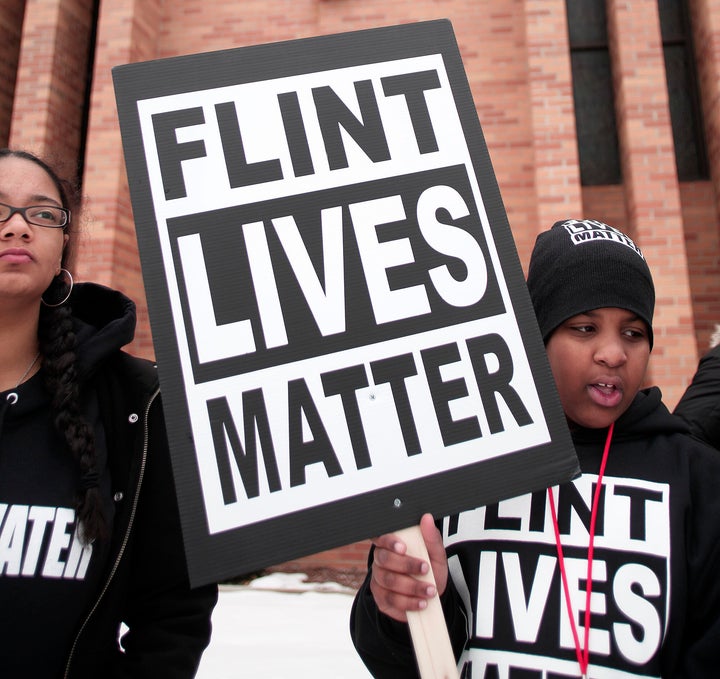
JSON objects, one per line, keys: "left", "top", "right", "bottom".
{"left": 41, "top": 269, "right": 74, "bottom": 308}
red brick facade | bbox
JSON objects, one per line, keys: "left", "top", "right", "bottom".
{"left": 2, "top": 0, "right": 719, "bottom": 574}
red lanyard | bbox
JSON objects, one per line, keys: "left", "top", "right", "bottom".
{"left": 548, "top": 422, "right": 614, "bottom": 679}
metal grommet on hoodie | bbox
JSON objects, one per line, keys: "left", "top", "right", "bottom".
{"left": 128, "top": 413, "right": 139, "bottom": 423}
{"left": 0, "top": 392, "right": 18, "bottom": 434}
{"left": 113, "top": 491, "right": 124, "bottom": 502}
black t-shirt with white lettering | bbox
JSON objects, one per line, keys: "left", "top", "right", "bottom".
{"left": 0, "top": 371, "right": 113, "bottom": 678}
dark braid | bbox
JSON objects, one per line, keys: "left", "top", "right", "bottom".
{"left": 38, "top": 298, "right": 107, "bottom": 544}
{"left": 1, "top": 148, "right": 107, "bottom": 543}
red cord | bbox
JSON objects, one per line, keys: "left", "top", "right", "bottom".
{"left": 548, "top": 421, "right": 614, "bottom": 677}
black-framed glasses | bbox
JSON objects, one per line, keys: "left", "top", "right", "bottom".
{"left": 0, "top": 202, "right": 70, "bottom": 228}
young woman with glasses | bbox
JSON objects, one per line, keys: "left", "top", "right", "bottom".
{"left": 0, "top": 148, "right": 217, "bottom": 677}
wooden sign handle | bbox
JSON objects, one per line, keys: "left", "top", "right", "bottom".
{"left": 395, "top": 525, "right": 460, "bottom": 679}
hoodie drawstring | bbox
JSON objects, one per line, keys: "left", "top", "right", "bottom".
{"left": 548, "top": 421, "right": 615, "bottom": 679}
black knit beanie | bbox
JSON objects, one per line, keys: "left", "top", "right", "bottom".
{"left": 526, "top": 219, "right": 655, "bottom": 348}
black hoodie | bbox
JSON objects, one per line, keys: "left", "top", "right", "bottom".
{"left": 0, "top": 283, "right": 216, "bottom": 678}
{"left": 350, "top": 387, "right": 720, "bottom": 678}
{"left": 674, "top": 343, "right": 720, "bottom": 450}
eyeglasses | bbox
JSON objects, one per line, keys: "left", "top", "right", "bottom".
{"left": 0, "top": 201, "right": 70, "bottom": 228}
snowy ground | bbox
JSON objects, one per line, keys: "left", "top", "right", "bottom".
{"left": 195, "top": 573, "right": 372, "bottom": 678}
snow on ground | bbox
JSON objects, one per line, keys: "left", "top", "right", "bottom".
{"left": 195, "top": 573, "right": 372, "bottom": 678}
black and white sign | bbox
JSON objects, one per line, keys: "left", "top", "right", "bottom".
{"left": 113, "top": 20, "right": 579, "bottom": 586}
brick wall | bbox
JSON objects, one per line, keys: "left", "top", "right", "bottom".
{"left": 680, "top": 181, "right": 720, "bottom": 352}
{"left": 5, "top": 0, "right": 720, "bottom": 574}
{"left": 10, "top": 0, "right": 95, "bottom": 176}
{"left": 79, "top": 0, "right": 167, "bottom": 359}
{"left": 0, "top": 0, "right": 25, "bottom": 146}
{"left": 692, "top": 0, "right": 720, "bottom": 222}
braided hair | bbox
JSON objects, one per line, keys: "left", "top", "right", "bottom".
{"left": 1, "top": 149, "right": 107, "bottom": 544}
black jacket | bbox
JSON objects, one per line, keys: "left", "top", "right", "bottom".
{"left": 674, "top": 343, "right": 720, "bottom": 450}
{"left": 50, "top": 283, "right": 216, "bottom": 678}
{"left": 351, "top": 388, "right": 720, "bottom": 678}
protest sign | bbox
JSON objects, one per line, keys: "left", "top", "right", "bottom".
{"left": 112, "top": 19, "right": 579, "bottom": 587}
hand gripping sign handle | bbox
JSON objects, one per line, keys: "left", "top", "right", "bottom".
{"left": 395, "top": 525, "right": 460, "bottom": 679}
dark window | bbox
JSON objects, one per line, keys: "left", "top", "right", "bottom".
{"left": 658, "top": 0, "right": 708, "bottom": 180}
{"left": 566, "top": 0, "right": 622, "bottom": 185}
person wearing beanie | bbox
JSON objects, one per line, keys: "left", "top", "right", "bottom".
{"left": 527, "top": 219, "right": 655, "bottom": 348}
{"left": 350, "top": 218, "right": 720, "bottom": 678}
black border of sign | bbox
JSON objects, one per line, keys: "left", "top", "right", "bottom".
{"left": 112, "top": 19, "right": 579, "bottom": 587}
